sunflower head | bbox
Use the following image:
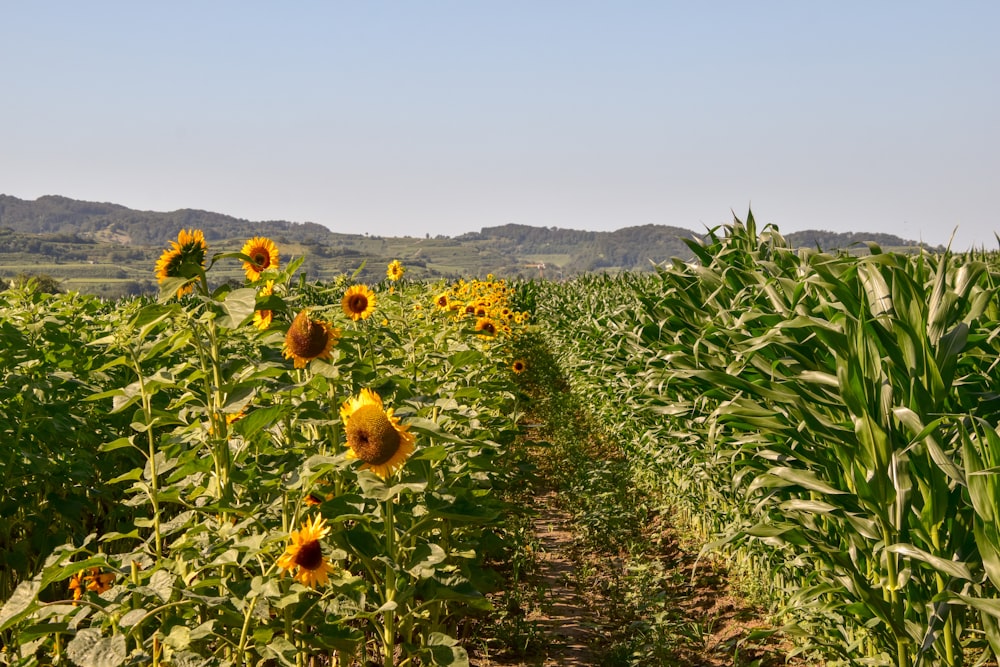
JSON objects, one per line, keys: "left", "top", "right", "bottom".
{"left": 283, "top": 309, "right": 340, "bottom": 369}
{"left": 69, "top": 568, "right": 115, "bottom": 602}
{"left": 475, "top": 317, "right": 498, "bottom": 339}
{"left": 241, "top": 236, "right": 280, "bottom": 282}
{"left": 511, "top": 359, "right": 527, "bottom": 374}
{"left": 253, "top": 280, "right": 275, "bottom": 330}
{"left": 386, "top": 260, "right": 405, "bottom": 282}
{"left": 155, "top": 229, "right": 208, "bottom": 296}
{"left": 277, "top": 515, "right": 335, "bottom": 588}
{"left": 340, "top": 389, "right": 416, "bottom": 479}
{"left": 434, "top": 292, "right": 450, "bottom": 310}
{"left": 342, "top": 284, "right": 377, "bottom": 321}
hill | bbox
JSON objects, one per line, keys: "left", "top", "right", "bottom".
{"left": 0, "top": 194, "right": 937, "bottom": 297}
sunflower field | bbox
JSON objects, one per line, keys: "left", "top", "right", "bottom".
{"left": 1, "top": 232, "right": 532, "bottom": 666}
{"left": 4, "top": 215, "right": 1000, "bottom": 666}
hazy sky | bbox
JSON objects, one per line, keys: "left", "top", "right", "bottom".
{"left": 3, "top": 2, "right": 998, "bottom": 249}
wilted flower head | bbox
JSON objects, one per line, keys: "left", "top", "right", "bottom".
{"left": 283, "top": 309, "right": 340, "bottom": 369}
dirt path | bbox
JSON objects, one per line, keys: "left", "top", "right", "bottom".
{"left": 473, "top": 491, "right": 604, "bottom": 667}
{"left": 522, "top": 491, "right": 602, "bottom": 665}
{"left": 472, "top": 488, "right": 800, "bottom": 667}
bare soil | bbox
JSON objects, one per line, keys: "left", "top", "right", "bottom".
{"left": 471, "top": 490, "right": 798, "bottom": 667}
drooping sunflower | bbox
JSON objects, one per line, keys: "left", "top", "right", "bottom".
{"left": 475, "top": 317, "right": 498, "bottom": 339}
{"left": 277, "top": 515, "right": 335, "bottom": 588}
{"left": 340, "top": 389, "right": 416, "bottom": 479}
{"left": 386, "top": 259, "right": 405, "bottom": 281}
{"left": 253, "top": 280, "right": 275, "bottom": 330}
{"left": 154, "top": 229, "right": 208, "bottom": 296}
{"left": 341, "top": 284, "right": 377, "bottom": 321}
{"left": 241, "top": 236, "right": 279, "bottom": 282}
{"left": 511, "top": 359, "right": 527, "bottom": 374}
{"left": 283, "top": 309, "right": 340, "bottom": 369}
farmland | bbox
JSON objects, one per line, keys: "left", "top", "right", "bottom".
{"left": 2, "top": 213, "right": 1000, "bottom": 666}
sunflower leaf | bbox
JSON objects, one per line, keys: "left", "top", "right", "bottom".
{"left": 66, "top": 628, "right": 127, "bottom": 667}
{"left": 219, "top": 288, "right": 257, "bottom": 328}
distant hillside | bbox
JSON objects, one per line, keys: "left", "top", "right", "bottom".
{"left": 0, "top": 194, "right": 939, "bottom": 297}
{"left": 464, "top": 223, "right": 702, "bottom": 273}
{"left": 0, "top": 194, "right": 331, "bottom": 246}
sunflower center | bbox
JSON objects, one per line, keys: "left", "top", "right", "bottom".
{"left": 346, "top": 405, "right": 402, "bottom": 466}
{"left": 348, "top": 294, "right": 369, "bottom": 313}
{"left": 294, "top": 539, "right": 324, "bottom": 570}
{"left": 289, "top": 318, "right": 331, "bottom": 358}
{"left": 253, "top": 252, "right": 269, "bottom": 268}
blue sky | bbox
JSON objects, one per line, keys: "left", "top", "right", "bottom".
{"left": 2, "top": 2, "right": 998, "bottom": 249}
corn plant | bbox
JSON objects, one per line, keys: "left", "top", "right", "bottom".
{"left": 526, "top": 212, "right": 1000, "bottom": 664}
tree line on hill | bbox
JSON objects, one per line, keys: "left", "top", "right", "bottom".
{"left": 0, "top": 194, "right": 940, "bottom": 287}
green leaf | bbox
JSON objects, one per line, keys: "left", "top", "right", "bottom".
{"left": 66, "top": 628, "right": 127, "bottom": 667}
{"left": 407, "top": 543, "right": 447, "bottom": 579}
{"left": 885, "top": 543, "right": 974, "bottom": 581}
{"left": 0, "top": 578, "right": 41, "bottom": 632}
{"left": 263, "top": 637, "right": 299, "bottom": 667}
{"left": 220, "top": 287, "right": 257, "bottom": 328}
{"left": 148, "top": 569, "right": 176, "bottom": 602}
{"left": 423, "top": 632, "right": 470, "bottom": 667}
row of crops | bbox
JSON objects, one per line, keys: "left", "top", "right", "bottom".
{"left": 5, "top": 216, "right": 1000, "bottom": 665}
{"left": 0, "top": 233, "right": 534, "bottom": 666}
{"left": 527, "top": 213, "right": 1000, "bottom": 665}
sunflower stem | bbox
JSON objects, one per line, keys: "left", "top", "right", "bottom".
{"left": 365, "top": 322, "right": 379, "bottom": 374}
{"left": 130, "top": 348, "right": 163, "bottom": 559}
{"left": 383, "top": 493, "right": 397, "bottom": 667}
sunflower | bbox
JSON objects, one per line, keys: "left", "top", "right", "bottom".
{"left": 341, "top": 284, "right": 377, "bottom": 321}
{"left": 69, "top": 568, "right": 115, "bottom": 602}
{"left": 511, "top": 359, "right": 527, "bottom": 374}
{"left": 434, "top": 292, "right": 450, "bottom": 310}
{"left": 277, "top": 515, "right": 335, "bottom": 588}
{"left": 386, "top": 259, "right": 405, "bottom": 281}
{"left": 283, "top": 310, "right": 340, "bottom": 369}
{"left": 253, "top": 280, "right": 275, "bottom": 330}
{"left": 241, "top": 236, "right": 280, "bottom": 282}
{"left": 154, "top": 229, "right": 208, "bottom": 296}
{"left": 340, "top": 389, "right": 415, "bottom": 479}
{"left": 475, "top": 317, "right": 498, "bottom": 339}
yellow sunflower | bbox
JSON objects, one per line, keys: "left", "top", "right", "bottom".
{"left": 241, "top": 236, "right": 279, "bottom": 282}
{"left": 511, "top": 359, "right": 527, "bottom": 374}
{"left": 341, "top": 284, "right": 377, "bottom": 321}
{"left": 277, "top": 515, "right": 335, "bottom": 588}
{"left": 69, "top": 568, "right": 115, "bottom": 602}
{"left": 283, "top": 309, "right": 340, "bottom": 369}
{"left": 475, "top": 317, "right": 498, "bottom": 339}
{"left": 434, "top": 292, "right": 450, "bottom": 310}
{"left": 386, "top": 260, "right": 405, "bottom": 281}
{"left": 340, "top": 389, "right": 416, "bottom": 479}
{"left": 154, "top": 229, "right": 208, "bottom": 296}
{"left": 253, "top": 280, "right": 275, "bottom": 330}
